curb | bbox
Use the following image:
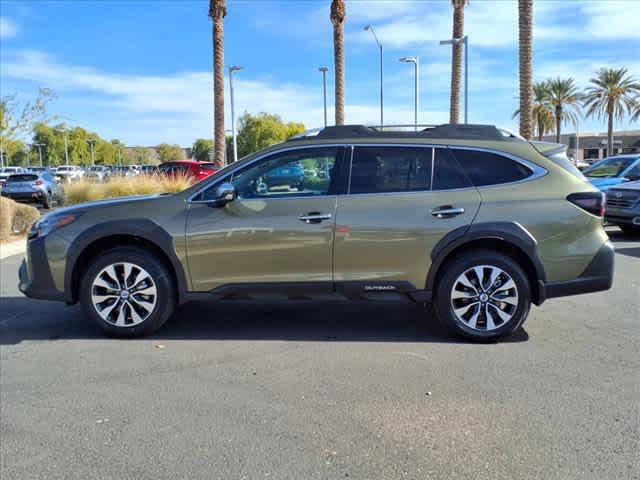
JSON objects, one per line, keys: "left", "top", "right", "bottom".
{"left": 0, "top": 238, "right": 27, "bottom": 260}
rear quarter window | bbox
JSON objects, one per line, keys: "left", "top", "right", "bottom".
{"left": 451, "top": 149, "right": 532, "bottom": 186}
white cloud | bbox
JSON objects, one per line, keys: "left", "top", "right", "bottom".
{"left": 0, "top": 17, "right": 19, "bottom": 38}
{"left": 0, "top": 50, "right": 452, "bottom": 144}
{"left": 346, "top": 0, "right": 640, "bottom": 50}
{"left": 582, "top": 1, "right": 640, "bottom": 39}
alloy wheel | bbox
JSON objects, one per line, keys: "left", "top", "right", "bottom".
{"left": 450, "top": 265, "right": 519, "bottom": 331}
{"left": 91, "top": 262, "right": 158, "bottom": 327}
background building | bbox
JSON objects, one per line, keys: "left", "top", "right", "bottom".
{"left": 543, "top": 130, "right": 640, "bottom": 162}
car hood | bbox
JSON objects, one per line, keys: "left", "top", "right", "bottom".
{"left": 587, "top": 177, "right": 625, "bottom": 191}
{"left": 53, "top": 194, "right": 171, "bottom": 216}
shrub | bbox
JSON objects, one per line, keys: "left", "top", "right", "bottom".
{"left": 63, "top": 174, "right": 195, "bottom": 205}
{"left": 0, "top": 196, "right": 40, "bottom": 242}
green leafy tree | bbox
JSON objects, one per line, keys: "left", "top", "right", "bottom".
{"left": 1, "top": 88, "right": 55, "bottom": 166}
{"left": 583, "top": 68, "right": 640, "bottom": 156}
{"left": 513, "top": 81, "right": 554, "bottom": 141}
{"left": 156, "top": 143, "right": 184, "bottom": 163}
{"left": 236, "top": 112, "right": 305, "bottom": 158}
{"left": 547, "top": 78, "right": 582, "bottom": 143}
{"left": 192, "top": 138, "right": 214, "bottom": 161}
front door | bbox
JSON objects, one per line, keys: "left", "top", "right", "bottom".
{"left": 333, "top": 145, "right": 482, "bottom": 289}
{"left": 185, "top": 146, "right": 344, "bottom": 291}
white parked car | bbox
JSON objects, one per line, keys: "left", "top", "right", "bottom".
{"left": 0, "top": 166, "right": 27, "bottom": 186}
{"left": 55, "top": 165, "right": 85, "bottom": 183}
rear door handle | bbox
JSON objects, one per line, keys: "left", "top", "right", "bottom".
{"left": 299, "top": 212, "right": 332, "bottom": 224}
{"left": 431, "top": 206, "right": 465, "bottom": 219}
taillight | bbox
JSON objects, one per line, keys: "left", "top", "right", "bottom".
{"left": 567, "top": 192, "right": 605, "bottom": 217}
{"left": 34, "top": 179, "right": 44, "bottom": 186}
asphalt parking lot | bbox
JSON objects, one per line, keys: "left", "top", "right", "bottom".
{"left": 1, "top": 228, "right": 638, "bottom": 480}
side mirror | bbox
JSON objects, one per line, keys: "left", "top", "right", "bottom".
{"left": 211, "top": 182, "right": 237, "bottom": 206}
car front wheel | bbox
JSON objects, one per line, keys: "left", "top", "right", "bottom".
{"left": 80, "top": 247, "right": 176, "bottom": 337}
{"left": 433, "top": 250, "right": 531, "bottom": 341}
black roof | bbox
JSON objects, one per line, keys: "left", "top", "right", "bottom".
{"left": 288, "top": 124, "right": 518, "bottom": 142}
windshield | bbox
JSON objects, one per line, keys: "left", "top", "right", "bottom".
{"left": 584, "top": 157, "right": 635, "bottom": 178}
{"left": 0, "top": 168, "right": 18, "bottom": 173}
{"left": 8, "top": 174, "right": 38, "bottom": 182}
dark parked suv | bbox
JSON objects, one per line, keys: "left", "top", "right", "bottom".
{"left": 19, "top": 124, "right": 614, "bottom": 340}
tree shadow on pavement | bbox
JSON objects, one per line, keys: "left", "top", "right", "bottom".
{"left": 0, "top": 297, "right": 529, "bottom": 345}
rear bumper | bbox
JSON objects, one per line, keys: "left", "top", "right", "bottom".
{"left": 540, "top": 240, "right": 614, "bottom": 301}
{"left": 1, "top": 190, "right": 45, "bottom": 203}
{"left": 18, "top": 237, "right": 66, "bottom": 302}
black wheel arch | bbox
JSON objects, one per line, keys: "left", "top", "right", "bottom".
{"left": 426, "top": 222, "right": 547, "bottom": 305}
{"left": 64, "top": 219, "right": 189, "bottom": 305}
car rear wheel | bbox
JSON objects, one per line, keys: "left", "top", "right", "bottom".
{"left": 433, "top": 250, "right": 531, "bottom": 341}
{"left": 80, "top": 247, "right": 176, "bottom": 337}
{"left": 41, "top": 192, "right": 51, "bottom": 209}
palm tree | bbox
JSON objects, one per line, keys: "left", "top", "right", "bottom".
{"left": 331, "top": 0, "right": 346, "bottom": 125}
{"left": 513, "top": 81, "right": 554, "bottom": 141}
{"left": 547, "top": 78, "right": 581, "bottom": 144}
{"left": 583, "top": 68, "right": 640, "bottom": 156}
{"left": 209, "top": 0, "right": 226, "bottom": 165}
{"left": 631, "top": 97, "right": 640, "bottom": 122}
{"left": 449, "top": 0, "right": 468, "bottom": 124}
{"left": 518, "top": 0, "right": 533, "bottom": 139}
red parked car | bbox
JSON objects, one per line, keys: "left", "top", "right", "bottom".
{"left": 158, "top": 160, "right": 219, "bottom": 182}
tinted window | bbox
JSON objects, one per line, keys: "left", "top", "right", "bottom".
{"left": 198, "top": 147, "right": 339, "bottom": 201}
{"left": 583, "top": 156, "right": 635, "bottom": 178}
{"left": 8, "top": 174, "right": 37, "bottom": 182}
{"left": 452, "top": 149, "right": 532, "bottom": 186}
{"left": 626, "top": 162, "right": 640, "bottom": 180}
{"left": 432, "top": 148, "right": 472, "bottom": 190}
{"left": 350, "top": 147, "right": 431, "bottom": 194}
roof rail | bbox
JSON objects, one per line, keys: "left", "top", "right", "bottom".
{"left": 287, "top": 123, "right": 518, "bottom": 142}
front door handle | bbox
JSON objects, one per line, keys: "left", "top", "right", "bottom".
{"left": 299, "top": 212, "right": 332, "bottom": 224}
{"left": 431, "top": 206, "right": 465, "bottom": 219}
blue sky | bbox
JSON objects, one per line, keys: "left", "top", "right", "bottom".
{"left": 1, "top": 0, "right": 639, "bottom": 146}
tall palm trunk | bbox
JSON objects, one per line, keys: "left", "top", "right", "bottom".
{"left": 209, "top": 0, "right": 226, "bottom": 165}
{"left": 555, "top": 105, "right": 562, "bottom": 143}
{"left": 537, "top": 117, "right": 544, "bottom": 141}
{"left": 449, "top": 0, "right": 467, "bottom": 124}
{"left": 607, "top": 98, "right": 614, "bottom": 156}
{"left": 331, "top": 0, "right": 346, "bottom": 125}
{"left": 518, "top": 0, "right": 533, "bottom": 140}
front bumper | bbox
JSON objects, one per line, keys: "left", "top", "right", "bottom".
{"left": 606, "top": 212, "right": 640, "bottom": 227}
{"left": 18, "top": 236, "right": 66, "bottom": 302}
{"left": 540, "top": 240, "right": 615, "bottom": 301}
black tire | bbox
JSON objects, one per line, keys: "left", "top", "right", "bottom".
{"left": 41, "top": 192, "right": 51, "bottom": 209}
{"left": 79, "top": 247, "right": 176, "bottom": 338}
{"left": 433, "top": 249, "right": 531, "bottom": 342}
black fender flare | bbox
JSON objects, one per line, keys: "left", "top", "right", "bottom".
{"left": 425, "top": 221, "right": 547, "bottom": 302}
{"left": 64, "top": 219, "right": 189, "bottom": 304}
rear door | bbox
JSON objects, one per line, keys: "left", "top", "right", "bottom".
{"left": 333, "top": 145, "right": 481, "bottom": 290}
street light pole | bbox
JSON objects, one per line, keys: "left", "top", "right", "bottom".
{"left": 440, "top": 35, "right": 469, "bottom": 124}
{"left": 364, "top": 25, "right": 383, "bottom": 128}
{"left": 87, "top": 140, "right": 95, "bottom": 166}
{"left": 318, "top": 67, "right": 329, "bottom": 128}
{"left": 229, "top": 65, "right": 244, "bottom": 165}
{"left": 399, "top": 56, "right": 420, "bottom": 130}
{"left": 34, "top": 143, "right": 45, "bottom": 167}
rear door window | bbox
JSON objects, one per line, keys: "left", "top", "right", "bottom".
{"left": 432, "top": 148, "right": 472, "bottom": 190}
{"left": 349, "top": 146, "right": 431, "bottom": 194}
{"left": 451, "top": 149, "right": 532, "bottom": 186}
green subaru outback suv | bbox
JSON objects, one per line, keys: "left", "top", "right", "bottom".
{"left": 19, "top": 124, "right": 614, "bottom": 341}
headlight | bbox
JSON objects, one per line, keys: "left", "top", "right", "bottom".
{"left": 29, "top": 212, "right": 83, "bottom": 239}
